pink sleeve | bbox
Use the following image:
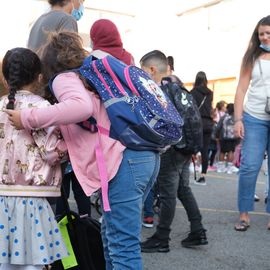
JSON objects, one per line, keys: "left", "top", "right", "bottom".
{"left": 21, "top": 72, "right": 94, "bottom": 130}
{"left": 32, "top": 126, "right": 67, "bottom": 166}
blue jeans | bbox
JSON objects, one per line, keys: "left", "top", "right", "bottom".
{"left": 238, "top": 113, "right": 270, "bottom": 213}
{"left": 101, "top": 149, "right": 160, "bottom": 270}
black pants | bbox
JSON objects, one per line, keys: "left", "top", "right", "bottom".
{"left": 56, "top": 171, "right": 91, "bottom": 217}
{"left": 201, "top": 131, "right": 212, "bottom": 174}
{"left": 155, "top": 148, "right": 204, "bottom": 240}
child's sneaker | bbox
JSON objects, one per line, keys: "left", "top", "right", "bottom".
{"left": 217, "top": 161, "right": 226, "bottom": 173}
{"left": 227, "top": 162, "right": 239, "bottom": 174}
{"left": 194, "top": 176, "right": 206, "bottom": 186}
{"left": 254, "top": 194, "right": 260, "bottom": 202}
{"left": 181, "top": 229, "right": 208, "bottom": 247}
{"left": 208, "top": 165, "right": 217, "bottom": 172}
{"left": 142, "top": 217, "right": 154, "bottom": 228}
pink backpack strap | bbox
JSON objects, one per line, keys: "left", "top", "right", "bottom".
{"left": 95, "top": 126, "right": 111, "bottom": 212}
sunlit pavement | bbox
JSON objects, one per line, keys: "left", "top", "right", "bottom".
{"left": 68, "top": 170, "right": 269, "bottom": 270}
{"left": 142, "top": 171, "right": 269, "bottom": 270}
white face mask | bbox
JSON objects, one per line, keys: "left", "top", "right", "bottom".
{"left": 71, "top": 1, "right": 84, "bottom": 21}
{"left": 260, "top": 43, "right": 270, "bottom": 52}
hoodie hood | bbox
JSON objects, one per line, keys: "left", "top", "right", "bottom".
{"left": 193, "top": 85, "right": 212, "bottom": 95}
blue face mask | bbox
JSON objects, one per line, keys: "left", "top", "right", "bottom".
{"left": 260, "top": 43, "right": 270, "bottom": 52}
{"left": 72, "top": 3, "right": 84, "bottom": 21}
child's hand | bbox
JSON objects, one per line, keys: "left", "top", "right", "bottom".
{"left": 3, "top": 109, "right": 24, "bottom": 129}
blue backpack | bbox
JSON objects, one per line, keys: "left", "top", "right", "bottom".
{"left": 49, "top": 55, "right": 183, "bottom": 212}
{"left": 78, "top": 55, "right": 183, "bottom": 151}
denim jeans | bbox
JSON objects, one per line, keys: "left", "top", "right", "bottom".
{"left": 238, "top": 112, "right": 270, "bottom": 213}
{"left": 101, "top": 149, "right": 160, "bottom": 270}
{"left": 156, "top": 147, "right": 204, "bottom": 239}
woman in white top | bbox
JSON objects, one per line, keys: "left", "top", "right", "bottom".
{"left": 234, "top": 15, "right": 270, "bottom": 231}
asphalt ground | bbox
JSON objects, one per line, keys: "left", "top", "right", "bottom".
{"left": 69, "top": 170, "right": 270, "bottom": 270}
{"left": 141, "top": 171, "right": 270, "bottom": 270}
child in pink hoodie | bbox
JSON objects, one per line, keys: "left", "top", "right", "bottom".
{"left": 6, "top": 32, "right": 160, "bottom": 270}
{"left": 0, "top": 48, "right": 68, "bottom": 270}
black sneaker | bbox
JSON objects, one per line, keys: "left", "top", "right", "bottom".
{"left": 141, "top": 235, "right": 170, "bottom": 253}
{"left": 181, "top": 229, "right": 208, "bottom": 248}
{"left": 194, "top": 177, "right": 206, "bottom": 186}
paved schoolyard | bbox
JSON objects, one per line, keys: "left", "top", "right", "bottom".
{"left": 142, "top": 171, "right": 270, "bottom": 270}
{"left": 68, "top": 170, "right": 269, "bottom": 270}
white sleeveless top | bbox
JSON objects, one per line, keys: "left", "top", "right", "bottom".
{"left": 244, "top": 59, "right": 270, "bottom": 120}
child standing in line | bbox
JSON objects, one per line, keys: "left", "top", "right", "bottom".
{"left": 215, "top": 103, "right": 239, "bottom": 174}
{"left": 0, "top": 48, "right": 68, "bottom": 270}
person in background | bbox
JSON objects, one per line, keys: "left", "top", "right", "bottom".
{"left": 210, "top": 100, "right": 227, "bottom": 172}
{"left": 191, "top": 71, "right": 214, "bottom": 185}
{"left": 234, "top": 15, "right": 270, "bottom": 231}
{"left": 140, "top": 50, "right": 208, "bottom": 252}
{"left": 6, "top": 31, "right": 160, "bottom": 270}
{"left": 167, "top": 55, "right": 174, "bottom": 75}
{"left": 214, "top": 100, "right": 227, "bottom": 123}
{"left": 215, "top": 103, "right": 240, "bottom": 174}
{"left": 28, "top": 0, "right": 84, "bottom": 52}
{"left": 90, "top": 18, "right": 134, "bottom": 65}
{"left": 0, "top": 47, "right": 68, "bottom": 270}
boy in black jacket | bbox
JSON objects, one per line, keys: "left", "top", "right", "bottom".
{"left": 140, "top": 50, "right": 208, "bottom": 251}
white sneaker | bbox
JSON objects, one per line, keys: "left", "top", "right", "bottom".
{"left": 230, "top": 165, "right": 239, "bottom": 173}
{"left": 217, "top": 162, "right": 226, "bottom": 173}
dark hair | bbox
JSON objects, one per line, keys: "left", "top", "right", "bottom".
{"left": 226, "top": 103, "right": 234, "bottom": 115}
{"left": 39, "top": 31, "right": 89, "bottom": 84}
{"left": 167, "top": 56, "right": 174, "bottom": 71}
{"left": 242, "top": 15, "right": 270, "bottom": 70}
{"left": 2, "top": 47, "right": 41, "bottom": 110}
{"left": 48, "top": 0, "right": 70, "bottom": 7}
{"left": 194, "top": 71, "right": 208, "bottom": 88}
{"left": 216, "top": 100, "right": 226, "bottom": 111}
{"left": 140, "top": 50, "right": 168, "bottom": 73}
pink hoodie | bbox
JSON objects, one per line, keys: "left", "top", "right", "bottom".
{"left": 21, "top": 72, "right": 125, "bottom": 196}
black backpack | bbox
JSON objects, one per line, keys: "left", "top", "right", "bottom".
{"left": 161, "top": 79, "right": 203, "bottom": 155}
{"left": 50, "top": 186, "right": 106, "bottom": 270}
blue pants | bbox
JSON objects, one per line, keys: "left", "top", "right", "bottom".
{"left": 238, "top": 113, "right": 270, "bottom": 213}
{"left": 101, "top": 149, "right": 160, "bottom": 270}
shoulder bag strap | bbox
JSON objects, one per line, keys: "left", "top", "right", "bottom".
{"left": 198, "top": 95, "right": 207, "bottom": 110}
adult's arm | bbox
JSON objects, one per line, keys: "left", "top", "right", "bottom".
{"left": 21, "top": 72, "right": 93, "bottom": 130}
{"left": 234, "top": 66, "right": 252, "bottom": 138}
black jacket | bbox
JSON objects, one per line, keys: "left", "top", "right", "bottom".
{"left": 191, "top": 86, "right": 213, "bottom": 132}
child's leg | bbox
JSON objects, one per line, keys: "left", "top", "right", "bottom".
{"left": 227, "top": 151, "right": 234, "bottom": 162}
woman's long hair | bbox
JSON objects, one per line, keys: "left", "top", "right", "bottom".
{"left": 242, "top": 15, "right": 270, "bottom": 71}
{"left": 194, "top": 71, "right": 208, "bottom": 88}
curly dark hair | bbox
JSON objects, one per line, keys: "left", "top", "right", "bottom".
{"left": 39, "top": 31, "right": 89, "bottom": 84}
{"left": 2, "top": 47, "right": 42, "bottom": 109}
